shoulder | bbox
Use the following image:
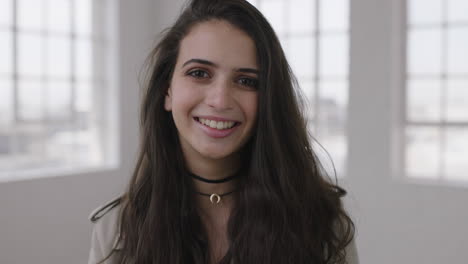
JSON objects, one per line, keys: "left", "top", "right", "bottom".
{"left": 89, "top": 196, "right": 122, "bottom": 223}
{"left": 88, "top": 197, "right": 123, "bottom": 264}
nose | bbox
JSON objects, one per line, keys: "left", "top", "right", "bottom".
{"left": 205, "top": 79, "right": 233, "bottom": 111}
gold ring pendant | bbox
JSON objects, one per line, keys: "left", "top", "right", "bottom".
{"left": 209, "top": 193, "right": 221, "bottom": 204}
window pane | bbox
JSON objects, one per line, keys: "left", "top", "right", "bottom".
{"left": 47, "top": 0, "right": 71, "bottom": 33}
{"left": 299, "top": 78, "right": 315, "bottom": 101}
{"left": 0, "top": 0, "right": 12, "bottom": 26}
{"left": 320, "top": 0, "right": 349, "bottom": 31}
{"left": 75, "top": 0, "right": 92, "bottom": 36}
{"left": 260, "top": 0, "right": 285, "bottom": 35}
{"left": 316, "top": 80, "right": 348, "bottom": 176}
{"left": 407, "top": 79, "right": 442, "bottom": 122}
{"left": 406, "top": 126, "right": 440, "bottom": 179}
{"left": 447, "top": 27, "right": 468, "bottom": 75}
{"left": 320, "top": 34, "right": 348, "bottom": 77}
{"left": 448, "top": 0, "right": 468, "bottom": 23}
{"left": 46, "top": 36, "right": 71, "bottom": 78}
{"left": 288, "top": 0, "right": 315, "bottom": 34}
{"left": 316, "top": 133, "right": 347, "bottom": 177}
{"left": 445, "top": 128, "right": 468, "bottom": 181}
{"left": 18, "top": 79, "right": 44, "bottom": 121}
{"left": 446, "top": 80, "right": 468, "bottom": 122}
{"left": 45, "top": 126, "right": 102, "bottom": 166}
{"left": 0, "top": 78, "right": 13, "bottom": 125}
{"left": 286, "top": 36, "right": 315, "bottom": 78}
{"left": 18, "top": 130, "right": 47, "bottom": 161}
{"left": 408, "top": 0, "right": 443, "bottom": 25}
{"left": 0, "top": 30, "right": 12, "bottom": 74}
{"left": 407, "top": 28, "right": 442, "bottom": 75}
{"left": 18, "top": 33, "right": 44, "bottom": 77}
{"left": 75, "top": 39, "right": 93, "bottom": 79}
{"left": 319, "top": 80, "right": 348, "bottom": 110}
{"left": 45, "top": 127, "right": 74, "bottom": 165}
{"left": 0, "top": 132, "right": 12, "bottom": 156}
{"left": 75, "top": 81, "right": 92, "bottom": 113}
{"left": 46, "top": 81, "right": 71, "bottom": 119}
{"left": 18, "top": 0, "right": 44, "bottom": 31}
{"left": 72, "top": 129, "right": 101, "bottom": 165}
{"left": 318, "top": 80, "right": 347, "bottom": 133}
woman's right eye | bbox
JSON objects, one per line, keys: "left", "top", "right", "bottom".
{"left": 187, "top": 69, "right": 209, "bottom": 79}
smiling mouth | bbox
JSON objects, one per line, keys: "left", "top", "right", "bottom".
{"left": 194, "top": 117, "right": 240, "bottom": 130}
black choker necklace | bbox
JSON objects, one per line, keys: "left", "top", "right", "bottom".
{"left": 189, "top": 169, "right": 242, "bottom": 204}
{"left": 188, "top": 171, "right": 240, "bottom": 184}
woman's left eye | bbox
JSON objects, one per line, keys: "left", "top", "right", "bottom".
{"left": 237, "top": 77, "right": 259, "bottom": 89}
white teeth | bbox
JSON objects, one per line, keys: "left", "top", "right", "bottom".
{"left": 209, "top": 120, "right": 216, "bottom": 128}
{"left": 198, "top": 118, "right": 236, "bottom": 130}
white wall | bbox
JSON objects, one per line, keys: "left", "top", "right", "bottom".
{"left": 0, "top": 0, "right": 160, "bottom": 263}
{"left": 2, "top": 1, "right": 467, "bottom": 264}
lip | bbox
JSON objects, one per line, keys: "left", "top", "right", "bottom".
{"left": 193, "top": 117, "right": 240, "bottom": 138}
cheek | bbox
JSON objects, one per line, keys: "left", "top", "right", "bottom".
{"left": 170, "top": 87, "right": 200, "bottom": 118}
{"left": 243, "top": 94, "right": 258, "bottom": 121}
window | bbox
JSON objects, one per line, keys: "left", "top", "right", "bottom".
{"left": 0, "top": 0, "right": 117, "bottom": 180}
{"left": 405, "top": 0, "right": 468, "bottom": 181}
{"left": 248, "top": 0, "right": 350, "bottom": 176}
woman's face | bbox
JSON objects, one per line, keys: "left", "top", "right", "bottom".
{"left": 165, "top": 20, "right": 259, "bottom": 164}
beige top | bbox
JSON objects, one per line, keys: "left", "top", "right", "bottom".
{"left": 88, "top": 199, "right": 359, "bottom": 264}
{"left": 88, "top": 198, "right": 122, "bottom": 264}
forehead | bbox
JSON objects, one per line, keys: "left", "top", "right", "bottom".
{"left": 177, "top": 20, "right": 258, "bottom": 69}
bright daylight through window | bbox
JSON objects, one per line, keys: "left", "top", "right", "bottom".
{"left": 0, "top": 0, "right": 116, "bottom": 179}
{"left": 405, "top": 0, "right": 468, "bottom": 181}
{"left": 249, "top": 0, "right": 349, "bottom": 176}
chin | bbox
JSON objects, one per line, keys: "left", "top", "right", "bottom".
{"left": 200, "top": 151, "right": 232, "bottom": 161}
{"left": 197, "top": 146, "right": 235, "bottom": 161}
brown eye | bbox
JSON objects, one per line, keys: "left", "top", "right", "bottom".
{"left": 237, "top": 77, "right": 258, "bottom": 89}
{"left": 188, "top": 69, "right": 210, "bottom": 78}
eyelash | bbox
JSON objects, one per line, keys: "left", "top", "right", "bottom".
{"left": 186, "top": 69, "right": 259, "bottom": 89}
{"left": 187, "top": 69, "right": 210, "bottom": 79}
{"left": 237, "top": 77, "right": 259, "bottom": 89}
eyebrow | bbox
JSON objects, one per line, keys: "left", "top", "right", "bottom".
{"left": 183, "top": 58, "right": 216, "bottom": 67}
{"left": 237, "top": 68, "right": 259, "bottom": 74}
{"left": 182, "top": 58, "right": 259, "bottom": 75}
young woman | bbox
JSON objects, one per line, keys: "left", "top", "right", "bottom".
{"left": 88, "top": 0, "right": 358, "bottom": 263}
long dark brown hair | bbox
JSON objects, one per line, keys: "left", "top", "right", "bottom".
{"left": 105, "top": 0, "right": 355, "bottom": 263}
